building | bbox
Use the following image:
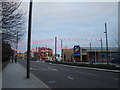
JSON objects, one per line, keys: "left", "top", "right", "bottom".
{"left": 62, "top": 47, "right": 87, "bottom": 62}
{"left": 62, "top": 47, "right": 120, "bottom": 62}
{"left": 21, "top": 47, "right": 53, "bottom": 60}
{"left": 32, "top": 47, "right": 53, "bottom": 60}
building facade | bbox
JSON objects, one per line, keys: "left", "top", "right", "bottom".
{"left": 62, "top": 47, "right": 119, "bottom": 62}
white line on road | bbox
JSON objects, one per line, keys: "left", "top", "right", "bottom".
{"left": 48, "top": 80, "right": 56, "bottom": 84}
{"left": 31, "top": 74, "right": 50, "bottom": 89}
{"left": 76, "top": 71, "right": 97, "bottom": 76}
{"left": 113, "top": 77, "right": 119, "bottom": 80}
{"left": 67, "top": 76, "right": 74, "bottom": 80}
{"left": 48, "top": 67, "right": 58, "bottom": 71}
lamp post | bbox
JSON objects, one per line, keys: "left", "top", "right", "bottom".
{"left": 104, "top": 23, "right": 109, "bottom": 65}
{"left": 61, "top": 40, "right": 63, "bottom": 60}
{"left": 100, "top": 38, "right": 103, "bottom": 62}
{"left": 55, "top": 37, "right": 57, "bottom": 61}
{"left": 90, "top": 42, "right": 91, "bottom": 63}
{"left": 26, "top": 0, "right": 33, "bottom": 78}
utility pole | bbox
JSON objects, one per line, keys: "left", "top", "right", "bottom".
{"left": 104, "top": 23, "right": 109, "bottom": 65}
{"left": 55, "top": 37, "right": 57, "bottom": 61}
{"left": 27, "top": 0, "right": 33, "bottom": 78}
{"left": 100, "top": 38, "right": 103, "bottom": 62}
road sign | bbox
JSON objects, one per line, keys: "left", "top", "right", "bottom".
{"left": 73, "top": 45, "right": 80, "bottom": 55}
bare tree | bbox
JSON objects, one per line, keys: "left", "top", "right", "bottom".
{"left": 0, "top": 0, "right": 25, "bottom": 44}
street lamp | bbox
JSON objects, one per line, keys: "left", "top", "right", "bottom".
{"left": 55, "top": 37, "right": 57, "bottom": 61}
{"left": 90, "top": 42, "right": 91, "bottom": 63}
{"left": 104, "top": 23, "right": 109, "bottom": 65}
{"left": 61, "top": 40, "right": 63, "bottom": 57}
{"left": 99, "top": 38, "right": 103, "bottom": 62}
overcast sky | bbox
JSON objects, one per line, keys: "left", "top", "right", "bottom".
{"left": 18, "top": 1, "right": 118, "bottom": 54}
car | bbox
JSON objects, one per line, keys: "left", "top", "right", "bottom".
{"left": 111, "top": 58, "right": 120, "bottom": 64}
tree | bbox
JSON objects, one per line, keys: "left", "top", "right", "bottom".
{"left": 0, "top": 0, "right": 26, "bottom": 62}
{"left": 0, "top": 0, "right": 25, "bottom": 44}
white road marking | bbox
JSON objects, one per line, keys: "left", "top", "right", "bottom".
{"left": 31, "top": 74, "right": 50, "bottom": 89}
{"left": 48, "top": 80, "right": 56, "bottom": 84}
{"left": 113, "top": 77, "right": 119, "bottom": 80}
{"left": 48, "top": 67, "right": 58, "bottom": 71}
{"left": 30, "top": 68, "right": 38, "bottom": 71}
{"left": 67, "top": 76, "right": 74, "bottom": 80}
{"left": 76, "top": 71, "right": 97, "bottom": 76}
{"left": 52, "top": 69, "right": 58, "bottom": 71}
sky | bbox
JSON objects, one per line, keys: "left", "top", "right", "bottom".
{"left": 18, "top": 1, "right": 118, "bottom": 54}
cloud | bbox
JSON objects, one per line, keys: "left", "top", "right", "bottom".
{"left": 19, "top": 2, "right": 118, "bottom": 53}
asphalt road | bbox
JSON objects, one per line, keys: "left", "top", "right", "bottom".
{"left": 18, "top": 59, "right": 119, "bottom": 88}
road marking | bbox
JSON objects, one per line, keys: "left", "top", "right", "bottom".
{"left": 48, "top": 67, "right": 58, "bottom": 71}
{"left": 30, "top": 68, "right": 39, "bottom": 71}
{"left": 31, "top": 74, "right": 50, "bottom": 89}
{"left": 113, "top": 77, "right": 119, "bottom": 80}
{"left": 52, "top": 69, "right": 58, "bottom": 71}
{"left": 48, "top": 80, "right": 56, "bottom": 84}
{"left": 76, "top": 71, "right": 97, "bottom": 76}
{"left": 19, "top": 62, "right": 50, "bottom": 89}
{"left": 67, "top": 76, "right": 74, "bottom": 80}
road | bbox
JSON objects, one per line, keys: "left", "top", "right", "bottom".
{"left": 18, "top": 59, "right": 119, "bottom": 88}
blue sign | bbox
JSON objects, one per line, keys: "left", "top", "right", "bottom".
{"left": 73, "top": 45, "right": 80, "bottom": 55}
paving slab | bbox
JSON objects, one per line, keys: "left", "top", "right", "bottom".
{"left": 2, "top": 63, "right": 48, "bottom": 88}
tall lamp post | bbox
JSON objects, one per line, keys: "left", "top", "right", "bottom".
{"left": 104, "top": 23, "right": 109, "bottom": 65}
{"left": 55, "top": 37, "right": 57, "bottom": 61}
{"left": 61, "top": 40, "right": 63, "bottom": 59}
{"left": 100, "top": 38, "right": 103, "bottom": 62}
{"left": 26, "top": 0, "right": 33, "bottom": 78}
{"left": 90, "top": 42, "right": 91, "bottom": 63}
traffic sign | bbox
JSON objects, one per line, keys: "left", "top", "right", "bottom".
{"left": 73, "top": 45, "right": 80, "bottom": 55}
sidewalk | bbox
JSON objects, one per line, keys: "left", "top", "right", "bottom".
{"left": 2, "top": 62, "right": 49, "bottom": 88}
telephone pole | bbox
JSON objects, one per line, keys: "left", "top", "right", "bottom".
{"left": 27, "top": 0, "right": 33, "bottom": 78}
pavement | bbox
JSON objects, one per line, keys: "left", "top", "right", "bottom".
{"left": 2, "top": 62, "right": 49, "bottom": 88}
